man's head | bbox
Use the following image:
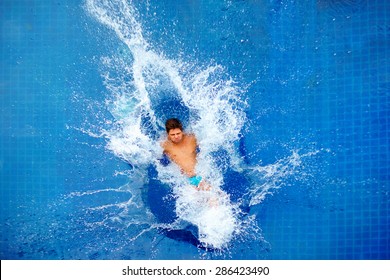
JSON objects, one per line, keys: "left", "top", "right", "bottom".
{"left": 165, "top": 118, "right": 184, "bottom": 144}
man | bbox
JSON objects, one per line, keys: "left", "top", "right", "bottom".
{"left": 161, "top": 118, "right": 210, "bottom": 190}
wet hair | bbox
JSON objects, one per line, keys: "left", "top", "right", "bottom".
{"left": 165, "top": 118, "right": 183, "bottom": 133}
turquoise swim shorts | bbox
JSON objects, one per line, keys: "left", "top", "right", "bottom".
{"left": 188, "top": 175, "right": 202, "bottom": 187}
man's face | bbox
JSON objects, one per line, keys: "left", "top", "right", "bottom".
{"left": 168, "top": 128, "right": 183, "bottom": 144}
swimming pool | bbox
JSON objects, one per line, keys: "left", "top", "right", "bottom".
{"left": 0, "top": 0, "right": 389, "bottom": 259}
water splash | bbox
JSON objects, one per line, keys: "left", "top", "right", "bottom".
{"left": 245, "top": 150, "right": 322, "bottom": 206}
{"left": 79, "top": 0, "right": 321, "bottom": 251}
{"left": 83, "top": 0, "right": 251, "bottom": 249}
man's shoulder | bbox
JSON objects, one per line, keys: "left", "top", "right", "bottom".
{"left": 160, "top": 139, "right": 170, "bottom": 150}
{"left": 185, "top": 133, "right": 197, "bottom": 145}
{"left": 186, "top": 133, "right": 196, "bottom": 140}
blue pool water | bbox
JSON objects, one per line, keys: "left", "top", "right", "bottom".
{"left": 0, "top": 0, "right": 389, "bottom": 259}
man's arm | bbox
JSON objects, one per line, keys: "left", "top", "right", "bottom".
{"left": 159, "top": 141, "right": 171, "bottom": 166}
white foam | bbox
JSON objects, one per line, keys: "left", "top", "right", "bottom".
{"left": 174, "top": 185, "right": 239, "bottom": 248}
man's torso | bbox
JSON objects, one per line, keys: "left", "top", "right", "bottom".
{"left": 163, "top": 134, "right": 197, "bottom": 177}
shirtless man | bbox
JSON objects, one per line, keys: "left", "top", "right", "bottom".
{"left": 161, "top": 118, "right": 210, "bottom": 190}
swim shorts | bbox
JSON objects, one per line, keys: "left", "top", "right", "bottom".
{"left": 188, "top": 175, "right": 202, "bottom": 187}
